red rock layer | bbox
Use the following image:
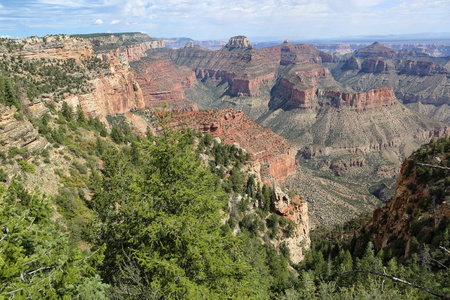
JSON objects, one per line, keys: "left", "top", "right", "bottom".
{"left": 362, "top": 157, "right": 450, "bottom": 253}
{"left": 282, "top": 81, "right": 398, "bottom": 111}
{"left": 64, "top": 52, "right": 146, "bottom": 126}
{"left": 172, "top": 109, "right": 297, "bottom": 183}
{"left": 134, "top": 59, "right": 198, "bottom": 111}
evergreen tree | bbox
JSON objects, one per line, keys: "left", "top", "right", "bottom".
{"left": 91, "top": 126, "right": 267, "bottom": 298}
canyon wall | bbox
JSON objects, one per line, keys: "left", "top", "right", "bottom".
{"left": 17, "top": 35, "right": 94, "bottom": 61}
{"left": 172, "top": 109, "right": 297, "bottom": 183}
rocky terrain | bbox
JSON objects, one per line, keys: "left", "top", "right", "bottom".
{"left": 127, "top": 36, "right": 450, "bottom": 224}
{"left": 356, "top": 137, "right": 449, "bottom": 258}
{"left": 172, "top": 108, "right": 297, "bottom": 183}
{"left": 3, "top": 33, "right": 448, "bottom": 226}
{"left": 326, "top": 42, "right": 450, "bottom": 122}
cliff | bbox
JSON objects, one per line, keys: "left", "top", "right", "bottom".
{"left": 64, "top": 48, "right": 146, "bottom": 127}
{"left": 132, "top": 58, "right": 198, "bottom": 111}
{"left": 276, "top": 79, "right": 398, "bottom": 111}
{"left": 271, "top": 186, "right": 310, "bottom": 264}
{"left": 172, "top": 109, "right": 297, "bottom": 183}
{"left": 357, "top": 138, "right": 450, "bottom": 256}
{"left": 330, "top": 42, "right": 450, "bottom": 112}
{"left": 0, "top": 105, "right": 48, "bottom": 154}
{"left": 16, "top": 35, "right": 94, "bottom": 61}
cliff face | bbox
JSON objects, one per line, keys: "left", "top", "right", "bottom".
{"left": 172, "top": 109, "right": 297, "bottom": 183}
{"left": 358, "top": 139, "right": 450, "bottom": 255}
{"left": 0, "top": 105, "right": 48, "bottom": 154}
{"left": 16, "top": 35, "right": 94, "bottom": 61}
{"left": 272, "top": 187, "right": 310, "bottom": 264}
{"left": 132, "top": 59, "right": 198, "bottom": 111}
{"left": 330, "top": 42, "right": 450, "bottom": 111}
{"left": 64, "top": 48, "right": 146, "bottom": 126}
{"left": 279, "top": 83, "right": 397, "bottom": 111}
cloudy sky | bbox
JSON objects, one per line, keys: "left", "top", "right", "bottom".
{"left": 0, "top": 0, "right": 449, "bottom": 41}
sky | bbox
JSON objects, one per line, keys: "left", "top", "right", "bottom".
{"left": 0, "top": 0, "right": 449, "bottom": 41}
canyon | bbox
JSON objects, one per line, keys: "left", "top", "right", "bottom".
{"left": 4, "top": 33, "right": 449, "bottom": 226}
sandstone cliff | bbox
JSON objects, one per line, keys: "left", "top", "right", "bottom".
{"left": 16, "top": 35, "right": 94, "bottom": 61}
{"left": 64, "top": 50, "right": 146, "bottom": 127}
{"left": 172, "top": 109, "right": 297, "bottom": 183}
{"left": 132, "top": 58, "right": 198, "bottom": 111}
{"left": 329, "top": 42, "right": 450, "bottom": 114}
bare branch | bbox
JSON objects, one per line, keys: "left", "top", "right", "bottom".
{"left": 341, "top": 270, "right": 450, "bottom": 299}
{"left": 416, "top": 162, "right": 450, "bottom": 171}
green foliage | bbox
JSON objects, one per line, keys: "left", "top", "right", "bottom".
{"left": 0, "top": 180, "right": 105, "bottom": 298}
{"left": 18, "top": 159, "right": 35, "bottom": 173}
{"left": 91, "top": 125, "right": 268, "bottom": 298}
{"left": 0, "top": 75, "right": 20, "bottom": 110}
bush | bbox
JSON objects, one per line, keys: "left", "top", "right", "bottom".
{"left": 18, "top": 159, "right": 35, "bottom": 173}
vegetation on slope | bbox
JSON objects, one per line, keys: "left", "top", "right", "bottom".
{"left": 296, "top": 137, "right": 449, "bottom": 299}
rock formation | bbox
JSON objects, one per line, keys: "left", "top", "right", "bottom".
{"left": 16, "top": 35, "right": 94, "bottom": 61}
{"left": 0, "top": 105, "right": 48, "bottom": 154}
{"left": 64, "top": 50, "right": 146, "bottom": 126}
{"left": 329, "top": 42, "right": 450, "bottom": 113}
{"left": 271, "top": 185, "right": 310, "bottom": 264}
{"left": 225, "top": 36, "right": 253, "bottom": 50}
{"left": 172, "top": 109, "right": 297, "bottom": 183}
{"left": 132, "top": 59, "right": 198, "bottom": 111}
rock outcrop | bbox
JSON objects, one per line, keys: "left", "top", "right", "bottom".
{"left": 12, "top": 35, "right": 94, "bottom": 61}
{"left": 358, "top": 144, "right": 450, "bottom": 255}
{"left": 354, "top": 42, "right": 396, "bottom": 58}
{"left": 330, "top": 42, "right": 450, "bottom": 111}
{"left": 0, "top": 105, "right": 48, "bottom": 154}
{"left": 277, "top": 81, "right": 398, "bottom": 111}
{"left": 133, "top": 59, "right": 198, "bottom": 111}
{"left": 225, "top": 36, "right": 253, "bottom": 50}
{"left": 64, "top": 49, "right": 146, "bottom": 126}
{"left": 271, "top": 186, "right": 310, "bottom": 264}
{"left": 172, "top": 109, "right": 297, "bottom": 183}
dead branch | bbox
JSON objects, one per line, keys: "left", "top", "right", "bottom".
{"left": 341, "top": 270, "right": 450, "bottom": 299}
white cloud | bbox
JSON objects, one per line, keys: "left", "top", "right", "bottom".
{"left": 110, "top": 19, "right": 121, "bottom": 25}
{"left": 93, "top": 19, "right": 104, "bottom": 25}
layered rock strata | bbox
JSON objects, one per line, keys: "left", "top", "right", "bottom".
{"left": 64, "top": 53, "right": 146, "bottom": 126}
{"left": 16, "top": 35, "right": 94, "bottom": 61}
{"left": 172, "top": 109, "right": 297, "bottom": 183}
{"left": 0, "top": 105, "right": 48, "bottom": 153}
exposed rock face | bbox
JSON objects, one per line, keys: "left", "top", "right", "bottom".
{"left": 184, "top": 41, "right": 194, "bottom": 49}
{"left": 172, "top": 109, "right": 297, "bottom": 183}
{"left": 133, "top": 59, "right": 198, "bottom": 111}
{"left": 64, "top": 51, "right": 146, "bottom": 126}
{"left": 225, "top": 36, "right": 253, "bottom": 50}
{"left": 361, "top": 59, "right": 391, "bottom": 73}
{"left": 16, "top": 35, "right": 94, "bottom": 61}
{"left": 359, "top": 151, "right": 450, "bottom": 254}
{"left": 83, "top": 33, "right": 165, "bottom": 60}
{"left": 0, "top": 105, "right": 48, "bottom": 153}
{"left": 397, "top": 60, "right": 448, "bottom": 76}
{"left": 272, "top": 186, "right": 310, "bottom": 264}
{"left": 329, "top": 42, "right": 450, "bottom": 111}
{"left": 276, "top": 81, "right": 397, "bottom": 111}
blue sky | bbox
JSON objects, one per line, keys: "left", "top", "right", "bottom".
{"left": 1, "top": 0, "right": 449, "bottom": 40}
